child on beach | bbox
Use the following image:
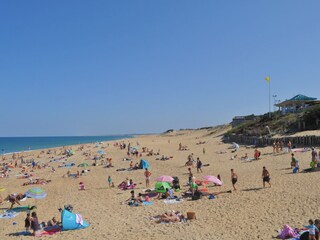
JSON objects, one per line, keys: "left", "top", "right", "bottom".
{"left": 144, "top": 168, "right": 151, "bottom": 188}
{"left": 79, "top": 182, "right": 85, "bottom": 190}
{"left": 25, "top": 213, "right": 32, "bottom": 232}
{"left": 107, "top": 176, "right": 113, "bottom": 187}
{"left": 231, "top": 169, "right": 238, "bottom": 191}
{"left": 307, "top": 219, "right": 316, "bottom": 240}
{"left": 196, "top": 158, "right": 203, "bottom": 173}
{"left": 291, "top": 153, "right": 297, "bottom": 169}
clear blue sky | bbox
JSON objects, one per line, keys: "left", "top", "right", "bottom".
{"left": 1, "top": 1, "right": 320, "bottom": 136}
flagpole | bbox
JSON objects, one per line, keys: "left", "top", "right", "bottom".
{"left": 269, "top": 75, "right": 271, "bottom": 118}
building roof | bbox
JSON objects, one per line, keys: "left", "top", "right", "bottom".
{"left": 275, "top": 94, "right": 318, "bottom": 107}
{"left": 289, "top": 94, "right": 316, "bottom": 101}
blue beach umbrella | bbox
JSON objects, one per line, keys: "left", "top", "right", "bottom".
{"left": 25, "top": 188, "right": 47, "bottom": 199}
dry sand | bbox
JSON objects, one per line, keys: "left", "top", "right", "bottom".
{"left": 0, "top": 127, "right": 319, "bottom": 240}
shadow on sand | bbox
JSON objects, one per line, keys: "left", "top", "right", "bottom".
{"left": 241, "top": 187, "right": 263, "bottom": 192}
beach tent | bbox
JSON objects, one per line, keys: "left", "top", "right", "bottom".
{"left": 61, "top": 209, "right": 89, "bottom": 231}
{"left": 155, "top": 182, "right": 172, "bottom": 193}
{"left": 139, "top": 159, "right": 150, "bottom": 169}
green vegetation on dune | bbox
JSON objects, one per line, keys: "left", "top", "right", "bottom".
{"left": 227, "top": 105, "right": 320, "bottom": 137}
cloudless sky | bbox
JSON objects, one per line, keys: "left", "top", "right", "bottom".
{"left": 1, "top": 1, "right": 320, "bottom": 136}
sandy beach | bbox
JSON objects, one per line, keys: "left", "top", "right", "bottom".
{"left": 0, "top": 127, "right": 319, "bottom": 240}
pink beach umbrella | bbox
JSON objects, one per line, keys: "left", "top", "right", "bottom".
{"left": 202, "top": 175, "right": 223, "bottom": 186}
{"left": 155, "top": 175, "right": 174, "bottom": 182}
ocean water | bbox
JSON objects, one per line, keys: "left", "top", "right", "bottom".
{"left": 0, "top": 135, "right": 133, "bottom": 154}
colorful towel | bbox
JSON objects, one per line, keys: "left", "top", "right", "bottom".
{"left": 0, "top": 211, "right": 19, "bottom": 219}
{"left": 142, "top": 201, "right": 153, "bottom": 206}
{"left": 163, "top": 199, "right": 183, "bottom": 204}
{"left": 9, "top": 205, "right": 35, "bottom": 212}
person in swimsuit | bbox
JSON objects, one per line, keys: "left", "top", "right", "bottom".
{"left": 144, "top": 168, "right": 151, "bottom": 188}
{"left": 25, "top": 213, "right": 32, "bottom": 232}
{"left": 231, "top": 169, "right": 238, "bottom": 191}
{"left": 31, "top": 212, "right": 40, "bottom": 236}
{"left": 262, "top": 166, "right": 271, "bottom": 188}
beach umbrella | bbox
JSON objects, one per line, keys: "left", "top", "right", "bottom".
{"left": 155, "top": 175, "right": 174, "bottom": 182}
{"left": 78, "top": 163, "right": 89, "bottom": 167}
{"left": 97, "top": 150, "right": 106, "bottom": 155}
{"left": 155, "top": 182, "right": 172, "bottom": 193}
{"left": 25, "top": 188, "right": 47, "bottom": 199}
{"left": 202, "top": 176, "right": 223, "bottom": 186}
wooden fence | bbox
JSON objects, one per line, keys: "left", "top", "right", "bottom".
{"left": 224, "top": 134, "right": 320, "bottom": 147}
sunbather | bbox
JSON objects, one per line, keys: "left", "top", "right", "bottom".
{"left": 155, "top": 211, "right": 185, "bottom": 223}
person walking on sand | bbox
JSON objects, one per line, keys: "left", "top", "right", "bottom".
{"left": 262, "top": 166, "right": 271, "bottom": 188}
{"left": 196, "top": 158, "right": 203, "bottom": 173}
{"left": 231, "top": 169, "right": 238, "bottom": 191}
{"left": 144, "top": 168, "right": 151, "bottom": 188}
{"left": 107, "top": 176, "right": 113, "bottom": 187}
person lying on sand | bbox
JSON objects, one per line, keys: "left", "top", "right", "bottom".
{"left": 155, "top": 211, "right": 185, "bottom": 223}
{"left": 23, "top": 179, "right": 51, "bottom": 186}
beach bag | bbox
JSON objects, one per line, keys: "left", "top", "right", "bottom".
{"left": 208, "top": 194, "right": 215, "bottom": 199}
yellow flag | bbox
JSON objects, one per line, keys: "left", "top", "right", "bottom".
{"left": 265, "top": 76, "right": 270, "bottom": 83}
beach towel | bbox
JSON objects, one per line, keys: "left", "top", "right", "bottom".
{"left": 39, "top": 226, "right": 61, "bottom": 236}
{"left": 142, "top": 201, "right": 153, "bottom": 206}
{"left": 0, "top": 211, "right": 19, "bottom": 219}
{"left": 291, "top": 148, "right": 309, "bottom": 153}
{"left": 9, "top": 205, "right": 35, "bottom": 212}
{"left": 163, "top": 199, "right": 183, "bottom": 204}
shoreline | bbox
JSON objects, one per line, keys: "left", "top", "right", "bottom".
{"left": 0, "top": 135, "right": 134, "bottom": 156}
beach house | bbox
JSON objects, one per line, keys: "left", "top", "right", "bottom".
{"left": 275, "top": 94, "right": 320, "bottom": 114}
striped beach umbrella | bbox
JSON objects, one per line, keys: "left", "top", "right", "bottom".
{"left": 25, "top": 188, "right": 47, "bottom": 199}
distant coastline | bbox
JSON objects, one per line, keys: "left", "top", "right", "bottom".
{"left": 0, "top": 135, "right": 133, "bottom": 155}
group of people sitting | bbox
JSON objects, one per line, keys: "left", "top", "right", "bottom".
{"left": 25, "top": 211, "right": 60, "bottom": 236}
{"left": 124, "top": 190, "right": 150, "bottom": 206}
{"left": 118, "top": 178, "right": 136, "bottom": 190}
